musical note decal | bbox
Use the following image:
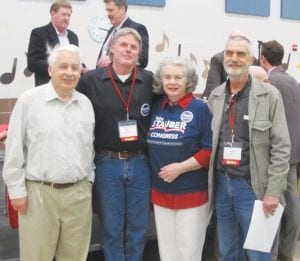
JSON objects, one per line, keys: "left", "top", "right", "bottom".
{"left": 202, "top": 59, "right": 210, "bottom": 79}
{"left": 24, "top": 67, "right": 33, "bottom": 77}
{"left": 155, "top": 32, "right": 169, "bottom": 52}
{"left": 0, "top": 58, "right": 17, "bottom": 85}
{"left": 24, "top": 52, "right": 33, "bottom": 77}
{"left": 177, "top": 44, "right": 181, "bottom": 56}
{"left": 189, "top": 53, "right": 197, "bottom": 65}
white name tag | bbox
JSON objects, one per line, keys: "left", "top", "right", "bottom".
{"left": 222, "top": 142, "right": 242, "bottom": 166}
{"left": 118, "top": 120, "right": 138, "bottom": 142}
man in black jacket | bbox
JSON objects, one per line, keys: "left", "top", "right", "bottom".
{"left": 96, "top": 0, "right": 149, "bottom": 69}
{"left": 27, "top": 0, "right": 79, "bottom": 86}
{"left": 78, "top": 28, "right": 153, "bottom": 261}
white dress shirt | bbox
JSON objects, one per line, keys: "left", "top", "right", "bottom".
{"left": 101, "top": 16, "right": 128, "bottom": 57}
{"left": 53, "top": 25, "right": 70, "bottom": 46}
{"left": 3, "top": 83, "right": 95, "bottom": 199}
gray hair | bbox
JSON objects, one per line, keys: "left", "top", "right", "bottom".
{"left": 153, "top": 56, "right": 198, "bottom": 94}
{"left": 111, "top": 27, "right": 142, "bottom": 56}
{"left": 226, "top": 34, "right": 255, "bottom": 58}
{"left": 48, "top": 44, "right": 82, "bottom": 68}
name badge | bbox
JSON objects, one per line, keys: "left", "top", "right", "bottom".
{"left": 118, "top": 120, "right": 138, "bottom": 142}
{"left": 222, "top": 142, "right": 242, "bottom": 166}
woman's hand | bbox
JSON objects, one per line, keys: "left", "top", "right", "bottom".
{"left": 159, "top": 163, "right": 182, "bottom": 183}
{"left": 158, "top": 157, "right": 202, "bottom": 183}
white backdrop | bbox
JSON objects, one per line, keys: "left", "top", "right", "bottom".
{"left": 0, "top": 0, "right": 300, "bottom": 98}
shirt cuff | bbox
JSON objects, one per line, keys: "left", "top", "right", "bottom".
{"left": 7, "top": 185, "right": 27, "bottom": 199}
{"left": 193, "top": 149, "right": 211, "bottom": 168}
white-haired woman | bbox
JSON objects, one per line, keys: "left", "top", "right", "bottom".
{"left": 147, "top": 56, "right": 212, "bottom": 261}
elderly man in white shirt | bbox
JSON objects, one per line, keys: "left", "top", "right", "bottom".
{"left": 3, "top": 44, "right": 95, "bottom": 261}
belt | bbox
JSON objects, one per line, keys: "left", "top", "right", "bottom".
{"left": 225, "top": 172, "right": 240, "bottom": 179}
{"left": 97, "top": 149, "right": 143, "bottom": 159}
{"left": 221, "top": 171, "right": 249, "bottom": 180}
{"left": 28, "top": 180, "right": 78, "bottom": 189}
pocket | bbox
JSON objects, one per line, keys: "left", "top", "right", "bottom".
{"left": 74, "top": 121, "right": 94, "bottom": 145}
{"left": 76, "top": 180, "right": 92, "bottom": 200}
{"left": 243, "top": 179, "right": 252, "bottom": 189}
{"left": 252, "top": 120, "right": 272, "bottom": 147}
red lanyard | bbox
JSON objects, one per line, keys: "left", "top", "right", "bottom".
{"left": 228, "top": 93, "right": 237, "bottom": 143}
{"left": 107, "top": 65, "right": 137, "bottom": 120}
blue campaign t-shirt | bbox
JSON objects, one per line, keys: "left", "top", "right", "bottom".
{"left": 147, "top": 94, "right": 212, "bottom": 194}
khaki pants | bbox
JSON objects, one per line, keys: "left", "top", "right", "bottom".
{"left": 19, "top": 180, "right": 92, "bottom": 261}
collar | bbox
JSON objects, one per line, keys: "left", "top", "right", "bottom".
{"left": 116, "top": 16, "right": 129, "bottom": 30}
{"left": 211, "top": 75, "right": 270, "bottom": 100}
{"left": 225, "top": 76, "right": 251, "bottom": 100}
{"left": 161, "top": 93, "right": 194, "bottom": 110}
{"left": 45, "top": 83, "right": 78, "bottom": 104}
{"left": 268, "top": 66, "right": 278, "bottom": 74}
{"left": 268, "top": 65, "right": 285, "bottom": 74}
{"left": 52, "top": 24, "right": 68, "bottom": 37}
{"left": 101, "top": 65, "right": 143, "bottom": 82}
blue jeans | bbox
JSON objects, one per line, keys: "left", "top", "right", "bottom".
{"left": 94, "top": 153, "right": 151, "bottom": 261}
{"left": 215, "top": 171, "right": 272, "bottom": 261}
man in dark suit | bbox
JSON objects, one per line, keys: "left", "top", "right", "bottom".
{"left": 27, "top": 0, "right": 79, "bottom": 86}
{"left": 261, "top": 40, "right": 300, "bottom": 261}
{"left": 96, "top": 0, "right": 149, "bottom": 68}
{"left": 201, "top": 51, "right": 227, "bottom": 99}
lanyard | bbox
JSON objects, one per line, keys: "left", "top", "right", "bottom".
{"left": 227, "top": 93, "right": 237, "bottom": 144}
{"left": 108, "top": 65, "right": 137, "bottom": 120}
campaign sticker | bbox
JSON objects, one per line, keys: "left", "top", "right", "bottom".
{"left": 180, "top": 111, "right": 193, "bottom": 123}
{"left": 141, "top": 103, "right": 150, "bottom": 116}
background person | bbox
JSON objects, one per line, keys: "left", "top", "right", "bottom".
{"left": 248, "top": 65, "right": 269, "bottom": 83}
{"left": 77, "top": 28, "right": 153, "bottom": 261}
{"left": 27, "top": 0, "right": 81, "bottom": 86}
{"left": 96, "top": 0, "right": 149, "bottom": 69}
{"left": 260, "top": 40, "right": 300, "bottom": 261}
{"left": 208, "top": 34, "right": 290, "bottom": 261}
{"left": 147, "top": 56, "right": 212, "bottom": 261}
{"left": 3, "top": 44, "right": 95, "bottom": 261}
{"left": 202, "top": 50, "right": 227, "bottom": 99}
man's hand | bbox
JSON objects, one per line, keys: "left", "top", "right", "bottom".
{"left": 262, "top": 195, "right": 279, "bottom": 218}
{"left": 0, "top": 130, "right": 7, "bottom": 142}
{"left": 11, "top": 197, "right": 28, "bottom": 215}
{"left": 96, "top": 56, "right": 111, "bottom": 68}
{"left": 81, "top": 67, "right": 89, "bottom": 74}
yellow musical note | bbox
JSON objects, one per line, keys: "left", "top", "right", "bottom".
{"left": 155, "top": 32, "right": 169, "bottom": 52}
{"left": 190, "top": 53, "right": 197, "bottom": 65}
{"left": 296, "top": 63, "right": 300, "bottom": 69}
{"left": 202, "top": 59, "right": 210, "bottom": 79}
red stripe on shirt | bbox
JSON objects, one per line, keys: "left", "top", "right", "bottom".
{"left": 151, "top": 188, "right": 208, "bottom": 209}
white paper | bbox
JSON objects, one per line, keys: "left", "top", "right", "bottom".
{"left": 243, "top": 200, "right": 284, "bottom": 252}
